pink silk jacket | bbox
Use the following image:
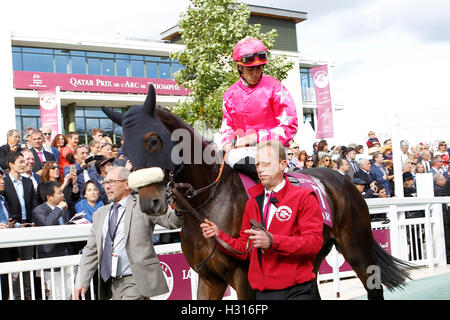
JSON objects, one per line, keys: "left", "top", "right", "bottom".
{"left": 220, "top": 75, "right": 298, "bottom": 147}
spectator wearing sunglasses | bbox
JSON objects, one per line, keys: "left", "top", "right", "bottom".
{"left": 435, "top": 141, "right": 449, "bottom": 170}
{"left": 304, "top": 156, "right": 315, "bottom": 169}
{"left": 285, "top": 149, "right": 298, "bottom": 172}
{"left": 318, "top": 155, "right": 335, "bottom": 169}
{"left": 220, "top": 37, "right": 298, "bottom": 181}
{"left": 431, "top": 155, "right": 449, "bottom": 179}
{"left": 40, "top": 126, "right": 60, "bottom": 161}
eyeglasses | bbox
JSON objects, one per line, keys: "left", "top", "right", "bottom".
{"left": 287, "top": 153, "right": 293, "bottom": 156}
{"left": 325, "top": 159, "right": 331, "bottom": 162}
{"left": 50, "top": 166, "right": 60, "bottom": 170}
{"left": 43, "top": 132, "right": 52, "bottom": 136}
{"left": 306, "top": 159, "right": 313, "bottom": 162}
{"left": 104, "top": 179, "right": 126, "bottom": 186}
{"left": 240, "top": 51, "right": 267, "bottom": 64}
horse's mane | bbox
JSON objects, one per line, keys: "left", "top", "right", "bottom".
{"left": 155, "top": 106, "right": 214, "bottom": 147}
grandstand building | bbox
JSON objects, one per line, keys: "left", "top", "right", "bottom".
{"left": 0, "top": 4, "right": 343, "bottom": 145}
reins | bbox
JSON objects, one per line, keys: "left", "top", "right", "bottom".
{"left": 168, "top": 147, "right": 231, "bottom": 271}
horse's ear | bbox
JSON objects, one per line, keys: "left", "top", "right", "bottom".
{"left": 102, "top": 106, "right": 123, "bottom": 126}
{"left": 143, "top": 84, "right": 156, "bottom": 116}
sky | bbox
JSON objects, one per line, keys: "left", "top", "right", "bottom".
{"left": 3, "top": 0, "right": 450, "bottom": 149}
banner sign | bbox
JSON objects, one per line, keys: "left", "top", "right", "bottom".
{"left": 14, "top": 71, "right": 189, "bottom": 96}
{"left": 319, "top": 228, "right": 391, "bottom": 275}
{"left": 310, "top": 65, "right": 334, "bottom": 139}
{"left": 38, "top": 86, "right": 62, "bottom": 137}
{"left": 156, "top": 252, "right": 233, "bottom": 300}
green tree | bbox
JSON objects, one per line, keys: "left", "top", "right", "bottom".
{"left": 170, "top": 0, "right": 294, "bottom": 129}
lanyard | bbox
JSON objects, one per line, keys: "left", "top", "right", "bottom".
{"left": 107, "top": 205, "right": 125, "bottom": 247}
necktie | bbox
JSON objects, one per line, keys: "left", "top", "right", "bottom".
{"left": 352, "top": 160, "right": 358, "bottom": 172}
{"left": 0, "top": 197, "right": 8, "bottom": 225}
{"left": 100, "top": 203, "right": 121, "bottom": 282}
{"left": 262, "top": 192, "right": 274, "bottom": 228}
{"left": 37, "top": 151, "right": 44, "bottom": 163}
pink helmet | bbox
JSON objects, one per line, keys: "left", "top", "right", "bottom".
{"left": 232, "top": 37, "right": 268, "bottom": 67}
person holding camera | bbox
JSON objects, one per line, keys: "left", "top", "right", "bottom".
{"left": 0, "top": 129, "right": 23, "bottom": 171}
{"left": 62, "top": 145, "right": 100, "bottom": 200}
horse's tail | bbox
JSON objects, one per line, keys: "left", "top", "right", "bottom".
{"left": 372, "top": 239, "right": 415, "bottom": 290}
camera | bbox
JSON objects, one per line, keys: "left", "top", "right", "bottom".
{"left": 13, "top": 144, "right": 23, "bottom": 152}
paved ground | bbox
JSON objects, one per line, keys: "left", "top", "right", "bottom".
{"left": 319, "top": 265, "right": 450, "bottom": 300}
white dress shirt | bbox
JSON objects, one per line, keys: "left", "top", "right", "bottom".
{"left": 9, "top": 173, "right": 26, "bottom": 221}
{"left": 263, "top": 179, "right": 286, "bottom": 229}
{"left": 102, "top": 195, "right": 132, "bottom": 277}
{"left": 21, "top": 172, "right": 39, "bottom": 191}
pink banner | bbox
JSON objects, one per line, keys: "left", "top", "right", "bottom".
{"left": 310, "top": 65, "right": 334, "bottom": 139}
{"left": 38, "top": 86, "right": 62, "bottom": 138}
{"left": 157, "top": 252, "right": 233, "bottom": 300}
{"left": 14, "top": 71, "right": 189, "bottom": 96}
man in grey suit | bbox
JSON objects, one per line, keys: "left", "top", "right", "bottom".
{"left": 74, "top": 166, "right": 182, "bottom": 300}
{"left": 345, "top": 147, "right": 358, "bottom": 180}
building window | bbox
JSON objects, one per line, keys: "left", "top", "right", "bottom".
{"left": 12, "top": 46, "right": 184, "bottom": 80}
{"left": 300, "top": 67, "right": 316, "bottom": 103}
{"left": 71, "top": 56, "right": 87, "bottom": 74}
{"left": 75, "top": 107, "right": 124, "bottom": 145}
{"left": 15, "top": 106, "right": 65, "bottom": 142}
{"left": 15, "top": 105, "right": 125, "bottom": 146}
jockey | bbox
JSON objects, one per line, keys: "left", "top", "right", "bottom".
{"left": 221, "top": 36, "right": 298, "bottom": 181}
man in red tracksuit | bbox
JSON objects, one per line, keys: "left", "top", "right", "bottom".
{"left": 201, "top": 140, "right": 323, "bottom": 300}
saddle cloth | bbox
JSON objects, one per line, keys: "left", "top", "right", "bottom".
{"left": 238, "top": 172, "right": 333, "bottom": 227}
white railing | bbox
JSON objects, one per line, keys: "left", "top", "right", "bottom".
{"left": 0, "top": 225, "right": 181, "bottom": 300}
{"left": 1, "top": 197, "right": 449, "bottom": 300}
{"left": 317, "top": 196, "right": 450, "bottom": 297}
{"left": 366, "top": 197, "right": 449, "bottom": 270}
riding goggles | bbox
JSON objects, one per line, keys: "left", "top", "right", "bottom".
{"left": 239, "top": 51, "right": 268, "bottom": 65}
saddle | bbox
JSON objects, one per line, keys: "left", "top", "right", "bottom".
{"left": 237, "top": 171, "right": 333, "bottom": 227}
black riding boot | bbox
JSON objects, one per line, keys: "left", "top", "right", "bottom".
{"left": 233, "top": 157, "right": 259, "bottom": 182}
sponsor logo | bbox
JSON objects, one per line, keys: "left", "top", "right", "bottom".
{"left": 313, "top": 70, "right": 329, "bottom": 89}
{"left": 275, "top": 205, "right": 292, "bottom": 222}
{"left": 39, "top": 92, "right": 57, "bottom": 111}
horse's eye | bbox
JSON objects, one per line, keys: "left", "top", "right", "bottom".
{"left": 143, "top": 132, "right": 162, "bottom": 153}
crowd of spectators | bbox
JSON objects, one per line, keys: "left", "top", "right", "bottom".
{"left": 0, "top": 126, "right": 178, "bottom": 300}
{"left": 285, "top": 131, "right": 450, "bottom": 263}
{"left": 285, "top": 131, "right": 450, "bottom": 200}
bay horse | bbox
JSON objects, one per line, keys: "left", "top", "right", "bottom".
{"left": 103, "top": 85, "right": 412, "bottom": 300}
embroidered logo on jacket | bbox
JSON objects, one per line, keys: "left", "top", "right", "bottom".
{"left": 275, "top": 206, "right": 292, "bottom": 222}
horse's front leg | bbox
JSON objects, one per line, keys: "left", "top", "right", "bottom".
{"left": 197, "top": 274, "right": 228, "bottom": 300}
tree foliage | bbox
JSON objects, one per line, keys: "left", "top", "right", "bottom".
{"left": 170, "top": 0, "right": 294, "bottom": 129}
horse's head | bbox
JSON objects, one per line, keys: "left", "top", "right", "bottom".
{"left": 102, "top": 84, "right": 180, "bottom": 216}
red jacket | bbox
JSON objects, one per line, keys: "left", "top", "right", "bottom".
{"left": 218, "top": 177, "right": 323, "bottom": 291}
